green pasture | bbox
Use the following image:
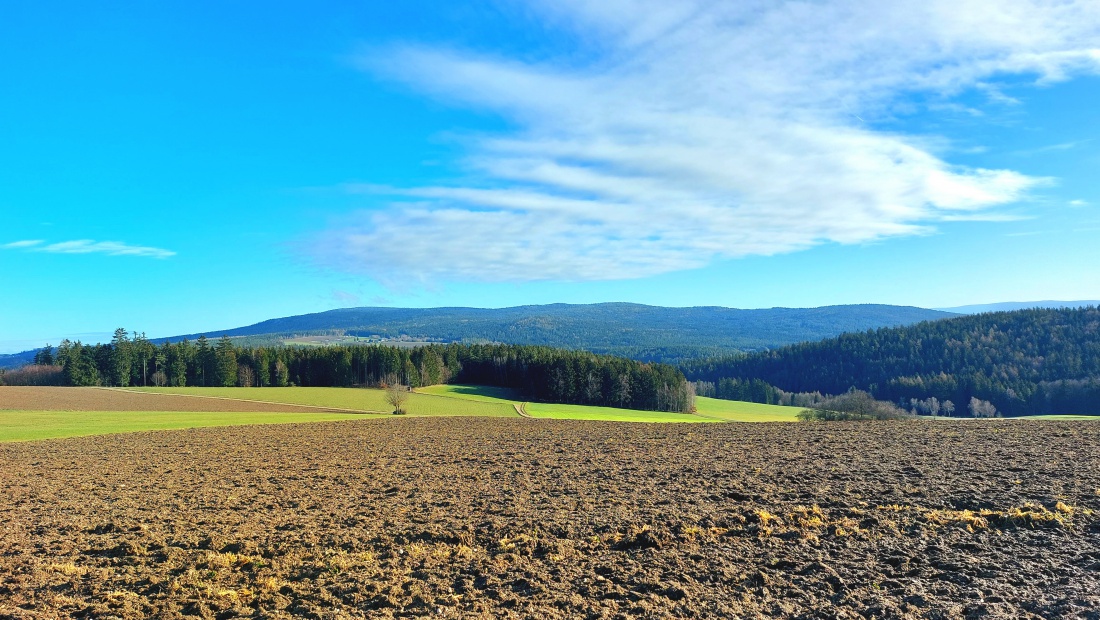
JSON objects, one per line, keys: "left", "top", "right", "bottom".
{"left": 524, "top": 402, "right": 712, "bottom": 423}
{"left": 416, "top": 384, "right": 524, "bottom": 403}
{"left": 421, "top": 384, "right": 710, "bottom": 422}
{"left": 420, "top": 384, "right": 800, "bottom": 422}
{"left": 693, "top": 397, "right": 803, "bottom": 422}
{"left": 0, "top": 410, "right": 363, "bottom": 443}
{"left": 1, "top": 384, "right": 811, "bottom": 443}
{"left": 1017, "top": 414, "right": 1100, "bottom": 420}
{"left": 128, "top": 386, "right": 517, "bottom": 417}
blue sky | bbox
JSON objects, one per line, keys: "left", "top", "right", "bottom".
{"left": 2, "top": 1, "right": 1099, "bottom": 352}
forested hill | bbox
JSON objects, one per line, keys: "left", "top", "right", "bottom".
{"left": 0, "top": 350, "right": 35, "bottom": 370}
{"left": 683, "top": 306, "right": 1100, "bottom": 416}
{"left": 166, "top": 303, "right": 956, "bottom": 362}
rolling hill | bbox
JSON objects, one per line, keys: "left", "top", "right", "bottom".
{"left": 162, "top": 303, "right": 957, "bottom": 363}
{"left": 685, "top": 306, "right": 1100, "bottom": 416}
{"left": 0, "top": 350, "right": 36, "bottom": 371}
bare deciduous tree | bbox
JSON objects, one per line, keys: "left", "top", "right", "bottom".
{"left": 969, "top": 397, "right": 998, "bottom": 418}
{"left": 386, "top": 383, "right": 410, "bottom": 415}
{"left": 238, "top": 364, "right": 255, "bottom": 388}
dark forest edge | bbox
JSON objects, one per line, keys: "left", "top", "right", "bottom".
{"left": 0, "top": 330, "right": 695, "bottom": 414}
{"left": 682, "top": 306, "right": 1100, "bottom": 418}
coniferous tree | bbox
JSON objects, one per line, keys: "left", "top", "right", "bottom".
{"left": 110, "top": 328, "right": 131, "bottom": 387}
{"left": 33, "top": 345, "right": 55, "bottom": 366}
{"left": 215, "top": 336, "right": 237, "bottom": 387}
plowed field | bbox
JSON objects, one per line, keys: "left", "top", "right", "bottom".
{"left": 0, "top": 387, "right": 350, "bottom": 413}
{"left": 2, "top": 418, "right": 1099, "bottom": 619}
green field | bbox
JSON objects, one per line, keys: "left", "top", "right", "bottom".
{"left": 416, "top": 384, "right": 524, "bottom": 404}
{"left": 2, "top": 385, "right": 809, "bottom": 443}
{"left": 129, "top": 386, "right": 518, "bottom": 417}
{"left": 523, "top": 402, "right": 711, "bottom": 423}
{"left": 1017, "top": 414, "right": 1100, "bottom": 420}
{"left": 421, "top": 384, "right": 710, "bottom": 422}
{"left": 419, "top": 385, "right": 800, "bottom": 422}
{"left": 0, "top": 410, "right": 364, "bottom": 443}
{"left": 693, "top": 397, "right": 803, "bottom": 422}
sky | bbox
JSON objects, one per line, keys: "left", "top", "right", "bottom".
{"left": 2, "top": 0, "right": 1099, "bottom": 352}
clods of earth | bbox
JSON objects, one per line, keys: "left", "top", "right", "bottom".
{"left": 1, "top": 418, "right": 1098, "bottom": 619}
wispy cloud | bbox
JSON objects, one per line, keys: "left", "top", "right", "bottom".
{"left": 1012, "top": 139, "right": 1092, "bottom": 156}
{"left": 1069, "top": 199, "right": 1090, "bottom": 207}
{"left": 312, "top": 0, "right": 1100, "bottom": 283}
{"left": 3, "top": 239, "right": 176, "bottom": 259}
{"left": 2, "top": 240, "right": 44, "bottom": 249}
{"left": 331, "top": 290, "right": 361, "bottom": 305}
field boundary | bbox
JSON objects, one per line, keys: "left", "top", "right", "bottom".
{"left": 102, "top": 387, "right": 388, "bottom": 415}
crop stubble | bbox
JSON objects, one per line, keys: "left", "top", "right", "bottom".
{"left": 1, "top": 418, "right": 1098, "bottom": 619}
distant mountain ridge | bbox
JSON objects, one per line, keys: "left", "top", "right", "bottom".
{"left": 159, "top": 302, "right": 957, "bottom": 363}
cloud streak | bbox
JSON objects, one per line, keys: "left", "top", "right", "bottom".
{"left": 3, "top": 239, "right": 176, "bottom": 259}
{"left": 1, "top": 240, "right": 44, "bottom": 249}
{"left": 314, "top": 0, "right": 1100, "bottom": 283}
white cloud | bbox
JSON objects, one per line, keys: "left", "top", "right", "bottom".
{"left": 1069, "top": 199, "right": 1089, "bottom": 207}
{"left": 1, "top": 240, "right": 44, "bottom": 249}
{"left": 316, "top": 0, "right": 1100, "bottom": 283}
{"left": 2, "top": 239, "right": 177, "bottom": 259}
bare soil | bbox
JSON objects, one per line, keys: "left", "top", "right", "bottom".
{"left": 1, "top": 418, "right": 1098, "bottom": 619}
{"left": 0, "top": 387, "right": 347, "bottom": 413}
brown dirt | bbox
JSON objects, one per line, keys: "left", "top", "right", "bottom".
{"left": 0, "top": 387, "right": 346, "bottom": 413}
{"left": 1, "top": 418, "right": 1098, "bottom": 619}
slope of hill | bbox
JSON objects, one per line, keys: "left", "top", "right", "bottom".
{"left": 938, "top": 300, "right": 1100, "bottom": 314}
{"left": 163, "top": 303, "right": 957, "bottom": 362}
{"left": 685, "top": 306, "right": 1100, "bottom": 416}
{"left": 0, "top": 351, "right": 35, "bottom": 371}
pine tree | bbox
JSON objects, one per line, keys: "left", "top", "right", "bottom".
{"left": 196, "top": 336, "right": 211, "bottom": 387}
{"left": 110, "top": 328, "right": 132, "bottom": 387}
{"left": 215, "top": 336, "right": 237, "bottom": 387}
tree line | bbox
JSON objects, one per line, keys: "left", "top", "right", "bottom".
{"left": 682, "top": 307, "right": 1100, "bottom": 417}
{"left": 20, "top": 330, "right": 694, "bottom": 413}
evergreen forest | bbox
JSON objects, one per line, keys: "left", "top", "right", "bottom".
{"left": 13, "top": 330, "right": 694, "bottom": 413}
{"left": 683, "top": 307, "right": 1100, "bottom": 417}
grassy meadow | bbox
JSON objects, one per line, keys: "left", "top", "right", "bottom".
{"left": 128, "top": 386, "right": 518, "bottom": 417}
{"left": 693, "top": 397, "right": 803, "bottom": 421}
{"left": 1, "top": 384, "right": 838, "bottom": 443}
{"left": 27, "top": 384, "right": 804, "bottom": 434}
{"left": 420, "top": 384, "right": 801, "bottom": 422}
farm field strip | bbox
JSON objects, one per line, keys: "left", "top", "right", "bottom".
{"left": 105, "top": 387, "right": 390, "bottom": 414}
{"left": 524, "top": 401, "right": 715, "bottom": 423}
{"left": 0, "top": 410, "right": 364, "bottom": 442}
{"left": 129, "top": 386, "right": 518, "bottom": 417}
{"left": 415, "top": 383, "right": 523, "bottom": 403}
{"left": 693, "top": 396, "right": 803, "bottom": 422}
{"left": 0, "top": 386, "right": 349, "bottom": 413}
{"left": 423, "top": 384, "right": 802, "bottom": 422}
